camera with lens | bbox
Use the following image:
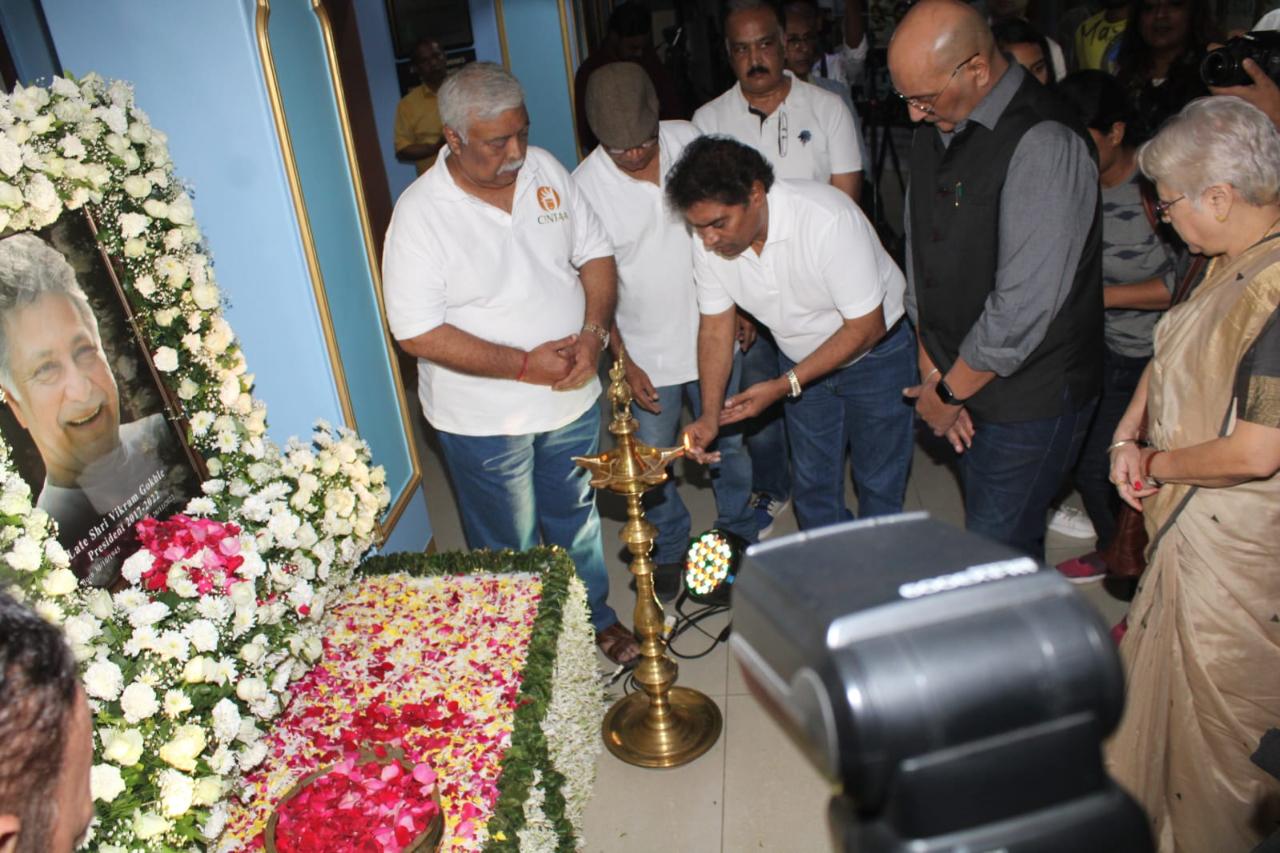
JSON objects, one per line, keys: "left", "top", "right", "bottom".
{"left": 1201, "top": 30, "right": 1280, "bottom": 88}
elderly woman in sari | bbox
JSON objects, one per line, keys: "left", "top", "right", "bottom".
{"left": 1107, "top": 96, "right": 1280, "bottom": 851}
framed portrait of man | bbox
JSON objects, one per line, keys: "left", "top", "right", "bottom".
{"left": 0, "top": 214, "right": 204, "bottom": 587}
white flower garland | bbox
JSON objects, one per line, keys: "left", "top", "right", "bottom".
{"left": 0, "top": 75, "right": 390, "bottom": 850}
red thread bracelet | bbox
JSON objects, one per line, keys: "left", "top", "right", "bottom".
{"left": 515, "top": 351, "right": 530, "bottom": 382}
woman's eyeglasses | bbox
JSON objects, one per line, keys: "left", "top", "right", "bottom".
{"left": 1154, "top": 195, "right": 1186, "bottom": 221}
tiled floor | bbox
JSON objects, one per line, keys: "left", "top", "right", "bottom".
{"left": 409, "top": 399, "right": 1130, "bottom": 853}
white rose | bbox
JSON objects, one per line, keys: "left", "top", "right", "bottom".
{"left": 191, "top": 281, "right": 219, "bottom": 310}
{"left": 63, "top": 614, "right": 102, "bottom": 649}
{"left": 58, "top": 134, "right": 85, "bottom": 159}
{"left": 120, "top": 549, "right": 155, "bottom": 585}
{"left": 154, "top": 254, "right": 187, "bottom": 286}
{"left": 154, "top": 307, "right": 179, "bottom": 327}
{"left": 123, "top": 237, "right": 146, "bottom": 257}
{"left": 193, "top": 775, "right": 224, "bottom": 807}
{"left": 212, "top": 697, "right": 241, "bottom": 743}
{"left": 158, "top": 724, "right": 206, "bottom": 772}
{"left": 91, "top": 763, "right": 126, "bottom": 803}
{"left": 127, "top": 121, "right": 151, "bottom": 144}
{"left": 65, "top": 186, "right": 90, "bottom": 210}
{"left": 41, "top": 567, "right": 78, "bottom": 597}
{"left": 184, "top": 618, "right": 219, "bottom": 652}
{"left": 239, "top": 640, "right": 265, "bottom": 664}
{"left": 103, "top": 132, "right": 129, "bottom": 155}
{"left": 83, "top": 659, "right": 124, "bottom": 701}
{"left": 43, "top": 538, "right": 69, "bottom": 569}
{"left": 163, "top": 689, "right": 193, "bottom": 718}
{"left": 153, "top": 346, "right": 178, "bottom": 372}
{"left": 117, "top": 211, "right": 148, "bottom": 239}
{"left": 0, "top": 181, "right": 21, "bottom": 209}
{"left": 219, "top": 373, "right": 240, "bottom": 406}
{"left": 142, "top": 198, "right": 168, "bottom": 219}
{"left": 182, "top": 655, "right": 212, "bottom": 684}
{"left": 168, "top": 192, "right": 195, "bottom": 225}
{"left": 229, "top": 580, "right": 256, "bottom": 607}
{"left": 132, "top": 810, "right": 171, "bottom": 840}
{"left": 304, "top": 635, "right": 324, "bottom": 662}
{"left": 158, "top": 768, "right": 195, "bottom": 817}
{"left": 204, "top": 317, "right": 233, "bottom": 354}
{"left": 120, "top": 682, "right": 159, "bottom": 723}
{"left": 0, "top": 136, "right": 21, "bottom": 176}
{"left": 101, "top": 728, "right": 145, "bottom": 766}
{"left": 85, "top": 588, "right": 114, "bottom": 620}
{"left": 235, "top": 677, "right": 268, "bottom": 703}
{"left": 121, "top": 148, "right": 142, "bottom": 171}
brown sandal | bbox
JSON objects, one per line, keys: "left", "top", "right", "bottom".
{"left": 595, "top": 622, "right": 640, "bottom": 667}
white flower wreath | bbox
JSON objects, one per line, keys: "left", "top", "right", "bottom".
{"left": 0, "top": 74, "right": 391, "bottom": 850}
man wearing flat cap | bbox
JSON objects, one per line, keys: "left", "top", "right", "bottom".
{"left": 573, "top": 63, "right": 757, "bottom": 599}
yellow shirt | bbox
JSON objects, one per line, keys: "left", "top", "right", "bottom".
{"left": 394, "top": 84, "right": 444, "bottom": 175}
{"left": 1074, "top": 10, "right": 1126, "bottom": 73}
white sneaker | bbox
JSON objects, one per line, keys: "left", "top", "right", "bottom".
{"left": 752, "top": 492, "right": 791, "bottom": 540}
{"left": 1048, "top": 506, "right": 1096, "bottom": 539}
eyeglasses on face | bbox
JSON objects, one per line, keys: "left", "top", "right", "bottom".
{"left": 603, "top": 137, "right": 659, "bottom": 156}
{"left": 896, "top": 52, "right": 980, "bottom": 115}
{"left": 1154, "top": 194, "right": 1186, "bottom": 221}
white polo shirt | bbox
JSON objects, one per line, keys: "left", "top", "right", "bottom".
{"left": 382, "top": 146, "right": 609, "bottom": 436}
{"left": 694, "top": 179, "right": 905, "bottom": 365}
{"left": 692, "top": 71, "right": 863, "bottom": 183}
{"left": 572, "top": 121, "right": 700, "bottom": 388}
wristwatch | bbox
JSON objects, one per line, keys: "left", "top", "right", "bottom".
{"left": 935, "top": 379, "right": 966, "bottom": 406}
{"left": 582, "top": 322, "right": 609, "bottom": 348}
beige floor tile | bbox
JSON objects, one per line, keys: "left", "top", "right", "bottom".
{"left": 580, "top": 723, "right": 726, "bottom": 853}
{"left": 721, "top": 695, "right": 838, "bottom": 853}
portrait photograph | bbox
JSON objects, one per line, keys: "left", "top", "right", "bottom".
{"left": 0, "top": 213, "right": 203, "bottom": 587}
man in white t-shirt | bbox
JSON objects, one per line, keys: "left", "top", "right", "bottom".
{"left": 573, "top": 63, "right": 757, "bottom": 599}
{"left": 694, "top": 0, "right": 868, "bottom": 535}
{"left": 382, "top": 63, "right": 636, "bottom": 666}
{"left": 668, "top": 136, "right": 916, "bottom": 530}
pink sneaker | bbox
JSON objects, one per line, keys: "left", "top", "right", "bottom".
{"left": 1055, "top": 552, "right": 1107, "bottom": 584}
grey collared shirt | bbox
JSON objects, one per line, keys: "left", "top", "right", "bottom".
{"left": 904, "top": 63, "right": 1098, "bottom": 376}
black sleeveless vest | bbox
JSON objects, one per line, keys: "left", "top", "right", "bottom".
{"left": 909, "top": 73, "right": 1103, "bottom": 422}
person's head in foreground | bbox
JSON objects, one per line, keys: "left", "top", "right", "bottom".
{"left": 1139, "top": 96, "right": 1280, "bottom": 257}
{"left": 585, "top": 62, "right": 661, "bottom": 175}
{"left": 0, "top": 590, "right": 93, "bottom": 853}
{"left": 887, "top": 0, "right": 1009, "bottom": 133}
{"left": 438, "top": 62, "right": 528, "bottom": 191}
{"left": 0, "top": 234, "right": 121, "bottom": 488}
{"left": 666, "top": 135, "right": 776, "bottom": 259}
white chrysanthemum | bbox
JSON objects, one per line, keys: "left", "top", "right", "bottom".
{"left": 119, "top": 681, "right": 159, "bottom": 723}
{"left": 83, "top": 659, "right": 124, "bottom": 701}
{"left": 153, "top": 630, "right": 190, "bottom": 662}
{"left": 63, "top": 613, "right": 103, "bottom": 649}
{"left": 201, "top": 802, "right": 230, "bottom": 840}
{"left": 90, "top": 764, "right": 125, "bottom": 803}
{"left": 126, "top": 600, "right": 169, "bottom": 628}
{"left": 207, "top": 745, "right": 236, "bottom": 776}
{"left": 6, "top": 535, "right": 42, "bottom": 572}
{"left": 34, "top": 599, "right": 64, "bottom": 624}
{"left": 42, "top": 538, "right": 69, "bottom": 568}
{"left": 163, "top": 689, "right": 193, "bottom": 718}
{"left": 211, "top": 697, "right": 241, "bottom": 743}
{"left": 196, "top": 595, "right": 231, "bottom": 624}
{"left": 158, "top": 768, "right": 196, "bottom": 817}
{"left": 238, "top": 741, "right": 268, "bottom": 772}
{"left": 183, "top": 618, "right": 219, "bottom": 653}
{"left": 119, "top": 549, "right": 154, "bottom": 586}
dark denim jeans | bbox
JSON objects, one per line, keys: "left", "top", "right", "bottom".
{"left": 1073, "top": 348, "right": 1149, "bottom": 550}
{"left": 741, "top": 330, "right": 791, "bottom": 501}
{"left": 435, "top": 404, "right": 617, "bottom": 631}
{"left": 631, "top": 353, "right": 757, "bottom": 564}
{"left": 961, "top": 389, "right": 1098, "bottom": 562}
{"left": 779, "top": 322, "right": 917, "bottom": 529}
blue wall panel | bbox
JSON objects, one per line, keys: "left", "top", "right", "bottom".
{"left": 264, "top": 0, "right": 425, "bottom": 543}
{"left": 0, "top": 0, "right": 58, "bottom": 83}
{"left": 503, "top": 0, "right": 579, "bottom": 168}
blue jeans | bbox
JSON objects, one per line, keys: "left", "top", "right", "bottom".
{"left": 961, "top": 390, "right": 1098, "bottom": 563}
{"left": 779, "top": 322, "right": 917, "bottom": 530}
{"left": 742, "top": 330, "right": 791, "bottom": 501}
{"left": 1073, "top": 348, "right": 1148, "bottom": 550}
{"left": 435, "top": 404, "right": 617, "bottom": 631}
{"left": 632, "top": 354, "right": 757, "bottom": 564}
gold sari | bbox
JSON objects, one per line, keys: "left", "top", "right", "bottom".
{"left": 1106, "top": 238, "right": 1280, "bottom": 852}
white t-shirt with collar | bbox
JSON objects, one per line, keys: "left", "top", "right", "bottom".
{"left": 382, "top": 145, "right": 609, "bottom": 437}
{"left": 692, "top": 71, "right": 863, "bottom": 183}
{"left": 572, "top": 120, "right": 700, "bottom": 388}
{"left": 694, "top": 179, "right": 905, "bottom": 365}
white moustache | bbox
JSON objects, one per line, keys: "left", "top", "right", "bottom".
{"left": 498, "top": 158, "right": 524, "bottom": 174}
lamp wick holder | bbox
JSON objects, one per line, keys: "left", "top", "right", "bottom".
{"left": 573, "top": 350, "right": 722, "bottom": 768}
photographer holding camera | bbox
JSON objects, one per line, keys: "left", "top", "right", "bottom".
{"left": 1206, "top": 29, "right": 1280, "bottom": 129}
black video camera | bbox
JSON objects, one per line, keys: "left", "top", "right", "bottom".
{"left": 1201, "top": 30, "right": 1280, "bottom": 88}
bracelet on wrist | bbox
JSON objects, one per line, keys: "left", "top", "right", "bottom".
{"left": 515, "top": 351, "right": 530, "bottom": 382}
{"left": 1142, "top": 449, "right": 1164, "bottom": 487}
{"left": 784, "top": 369, "right": 802, "bottom": 399}
{"left": 923, "top": 367, "right": 940, "bottom": 383}
{"left": 1108, "top": 438, "right": 1141, "bottom": 453}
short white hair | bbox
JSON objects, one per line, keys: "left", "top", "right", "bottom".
{"left": 0, "top": 234, "right": 98, "bottom": 396}
{"left": 1139, "top": 96, "right": 1280, "bottom": 206}
{"left": 437, "top": 62, "right": 525, "bottom": 143}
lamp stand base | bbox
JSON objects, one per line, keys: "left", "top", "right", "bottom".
{"left": 601, "top": 686, "right": 723, "bottom": 768}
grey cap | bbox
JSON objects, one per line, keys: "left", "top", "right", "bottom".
{"left": 584, "top": 62, "right": 659, "bottom": 150}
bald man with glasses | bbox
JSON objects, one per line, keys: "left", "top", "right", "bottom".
{"left": 889, "top": 0, "right": 1104, "bottom": 561}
